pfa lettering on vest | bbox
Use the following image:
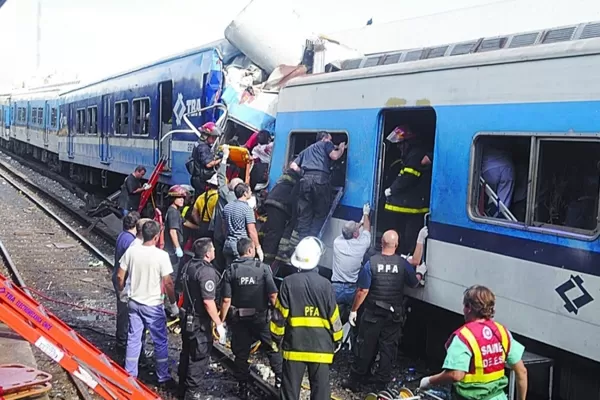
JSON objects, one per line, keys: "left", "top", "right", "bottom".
{"left": 239, "top": 276, "right": 256, "bottom": 285}
{"left": 304, "top": 306, "right": 320, "bottom": 317}
{"left": 377, "top": 264, "right": 399, "bottom": 273}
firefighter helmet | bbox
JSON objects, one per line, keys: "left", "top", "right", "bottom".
{"left": 199, "top": 122, "right": 223, "bottom": 137}
{"left": 291, "top": 236, "right": 325, "bottom": 270}
{"left": 167, "top": 185, "right": 188, "bottom": 198}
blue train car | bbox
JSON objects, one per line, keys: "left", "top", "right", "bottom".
{"left": 270, "top": 21, "right": 600, "bottom": 397}
{"left": 8, "top": 90, "right": 62, "bottom": 161}
{"left": 57, "top": 40, "right": 239, "bottom": 187}
{"left": 0, "top": 95, "right": 10, "bottom": 141}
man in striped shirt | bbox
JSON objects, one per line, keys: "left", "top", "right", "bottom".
{"left": 222, "top": 183, "right": 262, "bottom": 267}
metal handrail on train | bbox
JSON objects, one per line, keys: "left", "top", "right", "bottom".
{"left": 159, "top": 103, "right": 229, "bottom": 144}
{"left": 479, "top": 176, "right": 518, "bottom": 222}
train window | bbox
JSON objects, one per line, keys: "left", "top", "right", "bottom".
{"left": 87, "top": 106, "right": 98, "bottom": 134}
{"left": 532, "top": 140, "right": 600, "bottom": 233}
{"left": 51, "top": 108, "right": 57, "bottom": 127}
{"left": 38, "top": 108, "right": 44, "bottom": 125}
{"left": 31, "top": 108, "right": 37, "bottom": 125}
{"left": 76, "top": 108, "right": 86, "bottom": 134}
{"left": 132, "top": 98, "right": 150, "bottom": 135}
{"left": 471, "top": 135, "right": 531, "bottom": 223}
{"left": 114, "top": 101, "right": 129, "bottom": 135}
{"left": 470, "top": 135, "right": 600, "bottom": 235}
{"left": 286, "top": 130, "right": 348, "bottom": 188}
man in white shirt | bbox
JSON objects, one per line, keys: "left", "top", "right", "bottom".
{"left": 331, "top": 203, "right": 371, "bottom": 322}
{"left": 117, "top": 220, "right": 179, "bottom": 388}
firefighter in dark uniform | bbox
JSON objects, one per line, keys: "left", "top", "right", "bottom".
{"left": 259, "top": 167, "right": 302, "bottom": 265}
{"left": 290, "top": 131, "right": 346, "bottom": 240}
{"left": 219, "top": 238, "right": 283, "bottom": 394}
{"left": 190, "top": 122, "right": 222, "bottom": 197}
{"left": 383, "top": 126, "right": 432, "bottom": 255}
{"left": 343, "top": 230, "right": 426, "bottom": 392}
{"left": 270, "top": 236, "right": 344, "bottom": 400}
{"left": 178, "top": 238, "right": 227, "bottom": 400}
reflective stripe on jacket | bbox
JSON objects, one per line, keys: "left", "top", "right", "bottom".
{"left": 270, "top": 269, "right": 343, "bottom": 364}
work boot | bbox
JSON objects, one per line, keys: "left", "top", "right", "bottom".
{"left": 158, "top": 378, "right": 178, "bottom": 392}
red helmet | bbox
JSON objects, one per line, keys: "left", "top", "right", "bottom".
{"left": 167, "top": 185, "right": 188, "bottom": 198}
{"left": 199, "top": 122, "right": 222, "bottom": 137}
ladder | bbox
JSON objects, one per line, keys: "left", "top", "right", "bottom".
{"left": 0, "top": 274, "right": 161, "bottom": 400}
{"left": 138, "top": 156, "right": 167, "bottom": 214}
{"left": 317, "top": 186, "right": 344, "bottom": 239}
{"left": 478, "top": 177, "right": 517, "bottom": 222}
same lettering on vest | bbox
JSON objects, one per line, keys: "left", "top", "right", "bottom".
{"left": 376, "top": 264, "right": 399, "bottom": 273}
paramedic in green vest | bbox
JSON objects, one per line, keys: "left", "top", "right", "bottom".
{"left": 383, "top": 126, "right": 432, "bottom": 255}
{"left": 419, "top": 285, "right": 528, "bottom": 400}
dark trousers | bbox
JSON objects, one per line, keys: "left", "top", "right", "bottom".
{"left": 230, "top": 313, "right": 283, "bottom": 381}
{"left": 112, "top": 279, "right": 129, "bottom": 349}
{"left": 213, "top": 236, "right": 226, "bottom": 273}
{"left": 352, "top": 307, "right": 402, "bottom": 382}
{"left": 261, "top": 206, "right": 289, "bottom": 265}
{"left": 296, "top": 172, "right": 331, "bottom": 239}
{"left": 178, "top": 317, "right": 213, "bottom": 393}
{"left": 281, "top": 360, "right": 330, "bottom": 400}
{"left": 388, "top": 212, "right": 425, "bottom": 255}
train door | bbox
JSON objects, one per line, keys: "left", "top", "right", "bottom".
{"left": 157, "top": 80, "right": 173, "bottom": 171}
{"left": 374, "top": 107, "right": 437, "bottom": 255}
{"left": 67, "top": 104, "right": 75, "bottom": 159}
{"left": 43, "top": 101, "right": 50, "bottom": 147}
{"left": 100, "top": 95, "right": 111, "bottom": 164}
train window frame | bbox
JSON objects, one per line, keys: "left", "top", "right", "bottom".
{"left": 87, "top": 106, "right": 98, "bottom": 135}
{"left": 51, "top": 108, "right": 58, "bottom": 128}
{"left": 38, "top": 107, "right": 44, "bottom": 126}
{"left": 31, "top": 107, "right": 37, "bottom": 125}
{"left": 76, "top": 108, "right": 86, "bottom": 135}
{"left": 284, "top": 130, "right": 350, "bottom": 189}
{"left": 468, "top": 132, "right": 600, "bottom": 240}
{"left": 132, "top": 97, "right": 151, "bottom": 136}
{"left": 114, "top": 101, "right": 129, "bottom": 136}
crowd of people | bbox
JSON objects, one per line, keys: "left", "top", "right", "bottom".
{"left": 110, "top": 126, "right": 528, "bottom": 400}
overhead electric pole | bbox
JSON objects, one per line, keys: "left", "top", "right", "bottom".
{"left": 36, "top": 0, "right": 41, "bottom": 71}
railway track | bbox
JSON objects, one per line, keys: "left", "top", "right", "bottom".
{"left": 0, "top": 161, "right": 282, "bottom": 399}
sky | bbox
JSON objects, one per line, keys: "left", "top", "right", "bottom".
{"left": 0, "top": 0, "right": 599, "bottom": 90}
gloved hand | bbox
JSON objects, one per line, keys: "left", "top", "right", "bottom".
{"left": 417, "top": 226, "right": 429, "bottom": 244}
{"left": 222, "top": 145, "right": 230, "bottom": 161}
{"left": 175, "top": 247, "right": 184, "bottom": 258}
{"left": 168, "top": 302, "right": 179, "bottom": 318}
{"left": 362, "top": 203, "right": 370, "bottom": 216}
{"left": 348, "top": 311, "right": 358, "bottom": 327}
{"left": 416, "top": 263, "right": 427, "bottom": 276}
{"left": 216, "top": 324, "right": 227, "bottom": 345}
{"left": 142, "top": 183, "right": 152, "bottom": 191}
{"left": 419, "top": 376, "right": 432, "bottom": 390}
{"left": 384, "top": 188, "right": 391, "bottom": 197}
{"left": 256, "top": 247, "right": 264, "bottom": 262}
{"left": 334, "top": 341, "right": 342, "bottom": 353}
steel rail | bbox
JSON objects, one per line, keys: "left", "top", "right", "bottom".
{"left": 0, "top": 238, "right": 95, "bottom": 400}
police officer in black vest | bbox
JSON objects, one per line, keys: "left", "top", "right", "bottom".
{"left": 178, "top": 238, "right": 227, "bottom": 400}
{"left": 343, "top": 230, "right": 426, "bottom": 392}
{"left": 220, "top": 237, "right": 283, "bottom": 394}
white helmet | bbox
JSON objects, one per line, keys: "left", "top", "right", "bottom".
{"left": 291, "top": 236, "right": 325, "bottom": 270}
